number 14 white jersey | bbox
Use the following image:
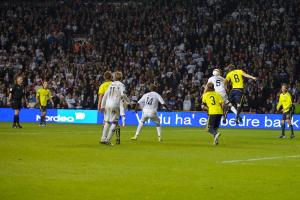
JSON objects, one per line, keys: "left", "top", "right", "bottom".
{"left": 207, "top": 75, "right": 226, "bottom": 96}
{"left": 138, "top": 92, "right": 165, "bottom": 112}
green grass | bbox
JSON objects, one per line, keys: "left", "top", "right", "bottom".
{"left": 0, "top": 123, "right": 300, "bottom": 200}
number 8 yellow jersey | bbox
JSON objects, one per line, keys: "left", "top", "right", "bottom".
{"left": 202, "top": 91, "right": 223, "bottom": 115}
{"left": 226, "top": 69, "right": 244, "bottom": 89}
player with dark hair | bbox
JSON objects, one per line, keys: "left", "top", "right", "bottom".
{"left": 225, "top": 64, "right": 257, "bottom": 124}
{"left": 202, "top": 82, "right": 224, "bottom": 145}
{"left": 277, "top": 84, "right": 295, "bottom": 139}
{"left": 36, "top": 81, "right": 54, "bottom": 126}
{"left": 8, "top": 76, "right": 27, "bottom": 128}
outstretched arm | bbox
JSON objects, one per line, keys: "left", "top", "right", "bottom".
{"left": 242, "top": 72, "right": 257, "bottom": 81}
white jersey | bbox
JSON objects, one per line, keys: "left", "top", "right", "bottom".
{"left": 101, "top": 81, "right": 126, "bottom": 109}
{"left": 207, "top": 75, "right": 226, "bottom": 95}
{"left": 138, "top": 92, "right": 165, "bottom": 112}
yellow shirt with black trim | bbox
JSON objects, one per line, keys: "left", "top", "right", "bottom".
{"left": 98, "top": 81, "right": 112, "bottom": 95}
{"left": 36, "top": 88, "right": 51, "bottom": 106}
{"left": 277, "top": 92, "right": 293, "bottom": 113}
{"left": 202, "top": 91, "right": 223, "bottom": 115}
{"left": 226, "top": 69, "right": 244, "bottom": 89}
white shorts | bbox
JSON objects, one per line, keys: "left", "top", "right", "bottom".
{"left": 221, "top": 93, "right": 230, "bottom": 104}
{"left": 140, "top": 111, "right": 160, "bottom": 125}
{"left": 104, "top": 107, "right": 120, "bottom": 123}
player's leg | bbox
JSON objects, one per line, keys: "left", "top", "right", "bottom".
{"left": 286, "top": 112, "right": 295, "bottom": 139}
{"left": 279, "top": 113, "right": 286, "bottom": 138}
{"left": 208, "top": 115, "right": 217, "bottom": 136}
{"left": 100, "top": 109, "right": 110, "bottom": 143}
{"left": 152, "top": 114, "right": 162, "bottom": 142}
{"left": 12, "top": 109, "right": 19, "bottom": 128}
{"left": 132, "top": 113, "right": 147, "bottom": 140}
{"left": 115, "top": 124, "right": 121, "bottom": 144}
{"left": 235, "top": 91, "right": 244, "bottom": 124}
{"left": 105, "top": 108, "right": 120, "bottom": 144}
{"left": 213, "top": 115, "right": 222, "bottom": 145}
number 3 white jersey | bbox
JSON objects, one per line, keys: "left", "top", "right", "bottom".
{"left": 207, "top": 75, "right": 226, "bottom": 96}
{"left": 101, "top": 81, "right": 126, "bottom": 109}
{"left": 138, "top": 92, "right": 165, "bottom": 112}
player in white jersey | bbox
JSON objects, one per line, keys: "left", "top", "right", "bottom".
{"left": 131, "top": 84, "right": 169, "bottom": 142}
{"left": 101, "top": 71, "right": 129, "bottom": 145}
{"left": 206, "top": 69, "right": 238, "bottom": 121}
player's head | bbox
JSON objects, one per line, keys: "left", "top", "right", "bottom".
{"left": 212, "top": 69, "right": 221, "bottom": 76}
{"left": 103, "top": 71, "right": 112, "bottom": 81}
{"left": 206, "top": 82, "right": 215, "bottom": 92}
{"left": 43, "top": 81, "right": 48, "bottom": 89}
{"left": 115, "top": 71, "right": 123, "bottom": 81}
{"left": 228, "top": 64, "right": 236, "bottom": 71}
{"left": 281, "top": 83, "right": 288, "bottom": 93}
{"left": 150, "top": 84, "right": 157, "bottom": 92}
{"left": 16, "top": 76, "right": 23, "bottom": 85}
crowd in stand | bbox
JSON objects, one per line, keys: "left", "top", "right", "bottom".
{"left": 0, "top": 0, "right": 300, "bottom": 113}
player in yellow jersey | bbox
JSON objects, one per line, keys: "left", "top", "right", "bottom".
{"left": 225, "top": 64, "right": 257, "bottom": 124}
{"left": 98, "top": 71, "right": 113, "bottom": 111}
{"left": 276, "top": 84, "right": 295, "bottom": 139}
{"left": 36, "top": 81, "right": 54, "bottom": 126}
{"left": 202, "top": 83, "right": 224, "bottom": 145}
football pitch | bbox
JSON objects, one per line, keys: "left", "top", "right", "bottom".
{"left": 0, "top": 123, "right": 299, "bottom": 200}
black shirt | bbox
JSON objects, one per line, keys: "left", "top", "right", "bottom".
{"left": 10, "top": 84, "right": 25, "bottom": 101}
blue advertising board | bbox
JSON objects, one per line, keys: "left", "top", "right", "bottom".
{"left": 0, "top": 108, "right": 299, "bottom": 130}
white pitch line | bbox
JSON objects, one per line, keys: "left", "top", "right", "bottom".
{"left": 222, "top": 155, "right": 300, "bottom": 164}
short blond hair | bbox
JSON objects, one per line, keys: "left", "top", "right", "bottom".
{"left": 115, "top": 71, "right": 123, "bottom": 81}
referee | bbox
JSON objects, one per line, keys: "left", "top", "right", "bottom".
{"left": 8, "top": 76, "right": 27, "bottom": 128}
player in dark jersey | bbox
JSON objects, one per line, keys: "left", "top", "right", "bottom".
{"left": 8, "top": 76, "right": 27, "bottom": 128}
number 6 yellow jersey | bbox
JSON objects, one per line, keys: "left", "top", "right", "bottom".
{"left": 226, "top": 69, "right": 244, "bottom": 89}
{"left": 202, "top": 91, "right": 223, "bottom": 115}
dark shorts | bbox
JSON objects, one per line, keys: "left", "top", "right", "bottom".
{"left": 229, "top": 89, "right": 244, "bottom": 105}
{"left": 282, "top": 107, "right": 294, "bottom": 120}
{"left": 40, "top": 106, "right": 47, "bottom": 112}
{"left": 12, "top": 100, "right": 22, "bottom": 110}
{"left": 208, "top": 114, "right": 223, "bottom": 130}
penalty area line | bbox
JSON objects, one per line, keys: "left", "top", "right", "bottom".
{"left": 222, "top": 155, "right": 300, "bottom": 164}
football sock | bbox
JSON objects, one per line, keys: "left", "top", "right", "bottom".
{"left": 156, "top": 126, "right": 161, "bottom": 138}
{"left": 16, "top": 115, "right": 20, "bottom": 124}
{"left": 135, "top": 122, "right": 143, "bottom": 138}
{"left": 281, "top": 123, "right": 285, "bottom": 135}
{"left": 101, "top": 123, "right": 109, "bottom": 142}
{"left": 13, "top": 115, "right": 17, "bottom": 124}
{"left": 230, "top": 106, "right": 238, "bottom": 115}
{"left": 106, "top": 123, "right": 117, "bottom": 142}
{"left": 290, "top": 125, "right": 294, "bottom": 135}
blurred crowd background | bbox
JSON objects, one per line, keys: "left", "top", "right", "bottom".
{"left": 0, "top": 0, "right": 300, "bottom": 113}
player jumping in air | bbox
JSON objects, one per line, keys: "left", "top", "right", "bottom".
{"left": 276, "top": 84, "right": 295, "bottom": 139}
{"left": 8, "top": 76, "right": 27, "bottom": 128}
{"left": 225, "top": 64, "right": 257, "bottom": 124}
{"left": 131, "top": 84, "right": 169, "bottom": 142}
{"left": 36, "top": 81, "right": 54, "bottom": 126}
{"left": 101, "top": 71, "right": 129, "bottom": 145}
{"left": 202, "top": 82, "right": 224, "bottom": 145}
{"left": 206, "top": 68, "right": 238, "bottom": 122}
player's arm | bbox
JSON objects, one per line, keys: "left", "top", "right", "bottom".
{"left": 242, "top": 71, "right": 257, "bottom": 81}
{"left": 158, "top": 94, "right": 170, "bottom": 111}
{"left": 201, "top": 95, "right": 208, "bottom": 111}
{"left": 100, "top": 91, "right": 108, "bottom": 111}
{"left": 97, "top": 85, "right": 105, "bottom": 111}
{"left": 8, "top": 88, "right": 13, "bottom": 105}
{"left": 276, "top": 95, "right": 282, "bottom": 112}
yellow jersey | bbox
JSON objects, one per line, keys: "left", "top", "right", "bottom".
{"left": 98, "top": 81, "right": 112, "bottom": 95}
{"left": 36, "top": 88, "right": 51, "bottom": 106}
{"left": 277, "top": 92, "right": 293, "bottom": 113}
{"left": 202, "top": 91, "right": 223, "bottom": 115}
{"left": 226, "top": 69, "right": 244, "bottom": 89}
